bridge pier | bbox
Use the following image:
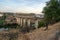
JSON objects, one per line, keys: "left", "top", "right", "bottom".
{"left": 20, "top": 18, "right": 23, "bottom": 27}
{"left": 23, "top": 19, "right": 25, "bottom": 27}
{"left": 35, "top": 20, "right": 38, "bottom": 29}
{"left": 27, "top": 19, "right": 30, "bottom": 27}
{"left": 16, "top": 17, "right": 39, "bottom": 29}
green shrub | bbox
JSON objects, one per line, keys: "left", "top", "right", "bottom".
{"left": 0, "top": 20, "right": 4, "bottom": 28}
{"left": 0, "top": 20, "right": 4, "bottom": 25}
{"left": 4, "top": 23, "right": 18, "bottom": 28}
{"left": 38, "top": 21, "right": 45, "bottom": 28}
{"left": 56, "top": 16, "right": 60, "bottom": 22}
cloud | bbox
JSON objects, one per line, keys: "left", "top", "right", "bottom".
{"left": 0, "top": 6, "right": 13, "bottom": 12}
{"left": 14, "top": 3, "right": 46, "bottom": 13}
{"left": 0, "top": 0, "right": 49, "bottom": 14}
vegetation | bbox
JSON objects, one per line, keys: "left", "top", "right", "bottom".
{"left": 0, "top": 13, "right": 18, "bottom": 28}
{"left": 42, "top": 0, "right": 60, "bottom": 24}
{"left": 0, "top": 20, "right": 4, "bottom": 25}
{"left": 3, "top": 23, "right": 18, "bottom": 28}
{"left": 2, "top": 13, "right": 6, "bottom": 20}
{"left": 38, "top": 21, "right": 45, "bottom": 28}
{"left": 42, "top": 0, "right": 60, "bottom": 30}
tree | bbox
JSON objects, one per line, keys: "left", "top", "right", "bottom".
{"left": 42, "top": 0, "right": 60, "bottom": 30}
{"left": 2, "top": 13, "right": 6, "bottom": 20}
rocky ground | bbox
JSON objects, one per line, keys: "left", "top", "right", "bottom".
{"left": 0, "top": 22, "right": 60, "bottom": 40}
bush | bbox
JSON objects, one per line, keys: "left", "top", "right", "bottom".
{"left": 38, "top": 21, "right": 45, "bottom": 28}
{"left": 0, "top": 20, "right": 4, "bottom": 28}
{"left": 0, "top": 20, "right": 4, "bottom": 25}
{"left": 56, "top": 16, "right": 60, "bottom": 22}
{"left": 4, "top": 23, "right": 18, "bottom": 28}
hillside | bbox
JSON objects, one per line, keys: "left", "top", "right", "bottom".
{"left": 0, "top": 22, "right": 60, "bottom": 40}
{"left": 18, "top": 22, "right": 60, "bottom": 40}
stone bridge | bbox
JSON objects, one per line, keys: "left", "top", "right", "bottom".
{"left": 16, "top": 13, "right": 44, "bottom": 28}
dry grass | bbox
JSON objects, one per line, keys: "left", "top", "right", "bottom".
{"left": 0, "top": 22, "right": 60, "bottom": 40}
{"left": 24, "top": 22, "right": 60, "bottom": 40}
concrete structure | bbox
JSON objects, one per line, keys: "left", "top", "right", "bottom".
{"left": 16, "top": 13, "right": 44, "bottom": 28}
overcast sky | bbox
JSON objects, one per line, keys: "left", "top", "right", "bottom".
{"left": 0, "top": 0, "right": 49, "bottom": 14}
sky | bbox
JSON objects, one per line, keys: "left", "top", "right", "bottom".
{"left": 0, "top": 0, "right": 49, "bottom": 14}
